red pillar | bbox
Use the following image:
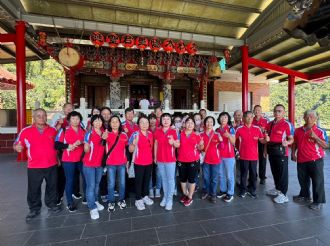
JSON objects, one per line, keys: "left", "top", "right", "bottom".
{"left": 288, "top": 75, "right": 295, "bottom": 126}
{"left": 69, "top": 69, "right": 75, "bottom": 104}
{"left": 241, "top": 45, "right": 249, "bottom": 112}
{"left": 15, "top": 21, "right": 27, "bottom": 162}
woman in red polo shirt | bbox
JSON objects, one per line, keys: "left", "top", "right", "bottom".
{"left": 200, "top": 116, "right": 223, "bottom": 203}
{"left": 154, "top": 113, "right": 180, "bottom": 210}
{"left": 177, "top": 117, "right": 204, "bottom": 206}
{"left": 55, "top": 111, "right": 86, "bottom": 212}
{"left": 106, "top": 115, "right": 129, "bottom": 212}
{"left": 82, "top": 114, "right": 105, "bottom": 220}
{"left": 129, "top": 115, "right": 154, "bottom": 211}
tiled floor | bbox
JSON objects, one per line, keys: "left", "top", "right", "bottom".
{"left": 1, "top": 152, "right": 330, "bottom": 246}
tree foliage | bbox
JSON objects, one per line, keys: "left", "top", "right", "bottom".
{"left": 0, "top": 58, "right": 65, "bottom": 110}
{"left": 270, "top": 80, "right": 330, "bottom": 129}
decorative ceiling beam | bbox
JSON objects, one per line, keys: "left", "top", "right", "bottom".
{"left": 0, "top": 44, "right": 16, "bottom": 58}
{"left": 254, "top": 46, "right": 330, "bottom": 77}
{"left": 0, "top": 55, "right": 48, "bottom": 64}
{"left": 51, "top": 0, "right": 249, "bottom": 28}
{"left": 22, "top": 14, "right": 244, "bottom": 47}
{"left": 182, "top": 0, "right": 262, "bottom": 13}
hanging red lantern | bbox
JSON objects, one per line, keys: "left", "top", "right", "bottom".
{"left": 37, "top": 32, "right": 47, "bottom": 47}
{"left": 162, "top": 39, "right": 175, "bottom": 53}
{"left": 175, "top": 40, "right": 186, "bottom": 55}
{"left": 224, "top": 49, "right": 231, "bottom": 63}
{"left": 106, "top": 33, "right": 120, "bottom": 48}
{"left": 135, "top": 36, "right": 149, "bottom": 51}
{"left": 150, "top": 37, "right": 161, "bottom": 52}
{"left": 121, "top": 34, "right": 134, "bottom": 49}
{"left": 90, "top": 31, "right": 104, "bottom": 48}
{"left": 186, "top": 41, "right": 197, "bottom": 55}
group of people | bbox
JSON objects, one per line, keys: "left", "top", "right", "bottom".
{"left": 14, "top": 103, "right": 328, "bottom": 222}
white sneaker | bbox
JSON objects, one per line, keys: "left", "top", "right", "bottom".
{"left": 149, "top": 189, "right": 155, "bottom": 198}
{"left": 135, "top": 199, "right": 146, "bottom": 210}
{"left": 101, "top": 195, "right": 107, "bottom": 203}
{"left": 160, "top": 198, "right": 166, "bottom": 207}
{"left": 273, "top": 193, "right": 289, "bottom": 204}
{"left": 90, "top": 208, "right": 99, "bottom": 220}
{"left": 143, "top": 196, "right": 154, "bottom": 206}
{"left": 267, "top": 189, "right": 281, "bottom": 196}
{"left": 155, "top": 189, "right": 161, "bottom": 198}
{"left": 95, "top": 201, "right": 104, "bottom": 211}
{"left": 165, "top": 202, "right": 173, "bottom": 211}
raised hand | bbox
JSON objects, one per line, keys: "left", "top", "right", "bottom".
{"left": 223, "top": 130, "right": 230, "bottom": 138}
{"left": 102, "top": 129, "right": 109, "bottom": 140}
{"left": 310, "top": 129, "right": 317, "bottom": 140}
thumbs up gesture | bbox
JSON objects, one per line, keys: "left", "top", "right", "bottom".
{"left": 310, "top": 128, "right": 317, "bottom": 140}
{"left": 223, "top": 130, "right": 230, "bottom": 138}
{"left": 14, "top": 141, "right": 23, "bottom": 152}
{"left": 124, "top": 127, "right": 129, "bottom": 133}
{"left": 102, "top": 129, "right": 109, "bottom": 140}
{"left": 265, "top": 133, "right": 270, "bottom": 142}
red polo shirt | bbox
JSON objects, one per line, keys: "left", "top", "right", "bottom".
{"left": 294, "top": 124, "right": 328, "bottom": 163}
{"left": 216, "top": 125, "right": 236, "bottom": 158}
{"left": 200, "top": 130, "right": 223, "bottom": 164}
{"left": 56, "top": 126, "right": 85, "bottom": 162}
{"left": 236, "top": 124, "right": 264, "bottom": 161}
{"left": 253, "top": 116, "right": 268, "bottom": 132}
{"left": 83, "top": 129, "right": 104, "bottom": 167}
{"left": 14, "top": 124, "right": 58, "bottom": 169}
{"left": 178, "top": 131, "right": 201, "bottom": 162}
{"left": 154, "top": 128, "right": 179, "bottom": 163}
{"left": 266, "top": 118, "right": 294, "bottom": 156}
{"left": 122, "top": 120, "right": 139, "bottom": 139}
{"left": 106, "top": 131, "right": 128, "bottom": 165}
{"left": 129, "top": 130, "right": 154, "bottom": 165}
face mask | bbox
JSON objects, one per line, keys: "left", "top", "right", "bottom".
{"left": 195, "top": 120, "right": 201, "bottom": 126}
{"left": 175, "top": 122, "right": 182, "bottom": 129}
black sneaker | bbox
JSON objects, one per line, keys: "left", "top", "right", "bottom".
{"left": 201, "top": 192, "right": 209, "bottom": 200}
{"left": 56, "top": 197, "right": 63, "bottom": 206}
{"left": 260, "top": 179, "right": 265, "bottom": 185}
{"left": 224, "top": 195, "right": 234, "bottom": 203}
{"left": 247, "top": 192, "right": 257, "bottom": 199}
{"left": 117, "top": 200, "right": 127, "bottom": 209}
{"left": 108, "top": 202, "right": 116, "bottom": 212}
{"left": 66, "top": 205, "right": 77, "bottom": 213}
{"left": 209, "top": 196, "right": 217, "bottom": 204}
{"left": 49, "top": 206, "right": 62, "bottom": 214}
{"left": 216, "top": 192, "right": 226, "bottom": 199}
{"left": 309, "top": 203, "right": 323, "bottom": 210}
{"left": 82, "top": 198, "right": 87, "bottom": 205}
{"left": 239, "top": 192, "right": 247, "bottom": 198}
{"left": 26, "top": 210, "right": 40, "bottom": 221}
{"left": 72, "top": 193, "right": 82, "bottom": 199}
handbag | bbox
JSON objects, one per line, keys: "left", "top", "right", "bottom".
{"left": 200, "top": 131, "right": 214, "bottom": 164}
{"left": 266, "top": 122, "right": 286, "bottom": 156}
{"left": 128, "top": 133, "right": 140, "bottom": 178}
{"left": 101, "top": 133, "right": 120, "bottom": 167}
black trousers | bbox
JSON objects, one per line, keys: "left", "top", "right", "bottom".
{"left": 297, "top": 158, "right": 325, "bottom": 204}
{"left": 125, "top": 147, "right": 135, "bottom": 198}
{"left": 258, "top": 142, "right": 267, "bottom": 180}
{"left": 27, "top": 165, "right": 58, "bottom": 212}
{"left": 239, "top": 160, "right": 257, "bottom": 194}
{"left": 57, "top": 164, "right": 66, "bottom": 200}
{"left": 134, "top": 164, "right": 152, "bottom": 200}
{"left": 269, "top": 155, "right": 288, "bottom": 195}
{"left": 99, "top": 173, "right": 108, "bottom": 196}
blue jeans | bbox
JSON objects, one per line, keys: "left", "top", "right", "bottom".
{"left": 62, "top": 162, "right": 86, "bottom": 206}
{"left": 83, "top": 166, "right": 103, "bottom": 210}
{"left": 219, "top": 158, "right": 236, "bottom": 196}
{"left": 158, "top": 162, "right": 176, "bottom": 205}
{"left": 107, "top": 165, "right": 126, "bottom": 202}
{"left": 149, "top": 164, "right": 162, "bottom": 190}
{"left": 203, "top": 163, "right": 219, "bottom": 196}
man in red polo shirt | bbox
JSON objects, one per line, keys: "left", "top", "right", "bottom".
{"left": 236, "top": 111, "right": 268, "bottom": 198}
{"left": 265, "top": 104, "right": 294, "bottom": 204}
{"left": 253, "top": 105, "right": 269, "bottom": 184}
{"left": 14, "top": 108, "right": 62, "bottom": 221}
{"left": 291, "top": 110, "right": 328, "bottom": 210}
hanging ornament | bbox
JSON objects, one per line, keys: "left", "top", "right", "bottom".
{"left": 37, "top": 32, "right": 47, "bottom": 47}
{"left": 90, "top": 31, "right": 104, "bottom": 48}
{"left": 186, "top": 41, "right": 198, "bottom": 55}
{"left": 135, "top": 36, "right": 149, "bottom": 51}
{"left": 162, "top": 39, "right": 175, "bottom": 53}
{"left": 175, "top": 40, "right": 186, "bottom": 55}
{"left": 224, "top": 49, "right": 231, "bottom": 63}
{"left": 106, "top": 33, "right": 120, "bottom": 48}
{"left": 208, "top": 56, "right": 221, "bottom": 79}
{"left": 150, "top": 37, "right": 161, "bottom": 52}
{"left": 121, "top": 34, "right": 134, "bottom": 49}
